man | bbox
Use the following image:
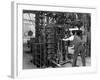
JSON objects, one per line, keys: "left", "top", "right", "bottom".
{"left": 62, "top": 31, "right": 86, "bottom": 67}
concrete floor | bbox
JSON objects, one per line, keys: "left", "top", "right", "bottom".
{"left": 23, "top": 47, "right": 91, "bottom": 69}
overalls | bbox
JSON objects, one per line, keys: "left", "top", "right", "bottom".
{"left": 72, "top": 35, "right": 86, "bottom": 67}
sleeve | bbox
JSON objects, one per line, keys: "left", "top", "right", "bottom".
{"left": 62, "top": 36, "right": 74, "bottom": 41}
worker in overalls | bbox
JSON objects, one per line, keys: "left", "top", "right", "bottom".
{"left": 72, "top": 31, "right": 86, "bottom": 67}
{"left": 63, "top": 31, "right": 86, "bottom": 67}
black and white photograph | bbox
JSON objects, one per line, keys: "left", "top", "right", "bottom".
{"left": 11, "top": 2, "right": 97, "bottom": 78}
{"left": 23, "top": 10, "right": 91, "bottom": 69}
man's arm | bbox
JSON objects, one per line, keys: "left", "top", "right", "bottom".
{"left": 62, "top": 36, "right": 74, "bottom": 41}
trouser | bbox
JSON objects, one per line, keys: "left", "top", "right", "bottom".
{"left": 72, "top": 44, "right": 86, "bottom": 67}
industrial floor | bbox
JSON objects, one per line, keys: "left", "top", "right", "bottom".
{"left": 23, "top": 47, "right": 91, "bottom": 69}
